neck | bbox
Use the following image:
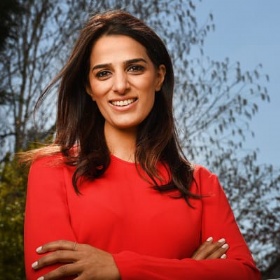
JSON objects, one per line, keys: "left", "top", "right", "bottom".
{"left": 104, "top": 123, "right": 137, "bottom": 162}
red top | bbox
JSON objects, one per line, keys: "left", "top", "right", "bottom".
{"left": 24, "top": 154, "right": 260, "bottom": 279}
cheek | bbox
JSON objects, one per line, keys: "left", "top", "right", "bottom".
{"left": 88, "top": 79, "right": 111, "bottom": 97}
{"left": 90, "top": 91, "right": 108, "bottom": 105}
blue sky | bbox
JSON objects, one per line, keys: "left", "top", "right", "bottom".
{"left": 193, "top": 0, "right": 280, "bottom": 167}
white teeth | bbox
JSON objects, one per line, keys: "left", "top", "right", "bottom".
{"left": 111, "top": 98, "right": 136, "bottom": 107}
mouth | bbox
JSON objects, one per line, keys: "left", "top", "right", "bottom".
{"left": 110, "top": 98, "right": 137, "bottom": 107}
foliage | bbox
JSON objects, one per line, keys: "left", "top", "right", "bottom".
{"left": 0, "top": 0, "right": 279, "bottom": 278}
{"left": 0, "top": 154, "right": 27, "bottom": 279}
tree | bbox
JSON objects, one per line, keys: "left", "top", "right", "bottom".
{"left": 0, "top": 0, "right": 23, "bottom": 108}
{"left": 0, "top": 0, "right": 279, "bottom": 278}
{"left": 212, "top": 151, "right": 280, "bottom": 276}
{"left": 0, "top": 0, "right": 90, "bottom": 162}
{"left": 0, "top": 0, "right": 23, "bottom": 51}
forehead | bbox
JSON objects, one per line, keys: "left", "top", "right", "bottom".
{"left": 89, "top": 35, "right": 150, "bottom": 64}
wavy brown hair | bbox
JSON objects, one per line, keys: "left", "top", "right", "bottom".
{"left": 24, "top": 10, "right": 197, "bottom": 203}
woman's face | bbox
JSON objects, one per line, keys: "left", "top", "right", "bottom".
{"left": 87, "top": 35, "right": 165, "bottom": 133}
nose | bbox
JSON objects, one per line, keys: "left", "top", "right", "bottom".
{"left": 112, "top": 71, "right": 129, "bottom": 94}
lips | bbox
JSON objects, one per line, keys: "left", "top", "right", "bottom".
{"left": 110, "top": 98, "right": 137, "bottom": 107}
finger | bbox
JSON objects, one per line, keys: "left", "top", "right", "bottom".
{"left": 221, "top": 253, "right": 227, "bottom": 259}
{"left": 202, "top": 238, "right": 229, "bottom": 260}
{"left": 32, "top": 250, "right": 77, "bottom": 270}
{"left": 37, "top": 263, "right": 81, "bottom": 280}
{"left": 36, "top": 240, "right": 78, "bottom": 254}
{"left": 192, "top": 237, "right": 214, "bottom": 259}
{"left": 192, "top": 238, "right": 228, "bottom": 260}
{"left": 207, "top": 243, "right": 229, "bottom": 259}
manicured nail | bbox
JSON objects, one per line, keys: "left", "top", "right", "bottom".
{"left": 32, "top": 261, "right": 38, "bottom": 268}
{"left": 37, "top": 277, "right": 44, "bottom": 280}
{"left": 36, "top": 246, "right": 42, "bottom": 253}
{"left": 218, "top": 238, "right": 226, "bottom": 243}
{"left": 206, "top": 237, "right": 213, "bottom": 242}
{"left": 221, "top": 254, "right": 227, "bottom": 259}
{"left": 222, "top": 243, "right": 229, "bottom": 249}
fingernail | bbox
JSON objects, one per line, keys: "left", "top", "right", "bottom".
{"left": 218, "top": 238, "right": 226, "bottom": 243}
{"left": 221, "top": 254, "right": 227, "bottom": 259}
{"left": 206, "top": 237, "right": 213, "bottom": 242}
{"left": 36, "top": 246, "right": 42, "bottom": 253}
{"left": 32, "top": 261, "right": 38, "bottom": 269}
{"left": 38, "top": 277, "right": 44, "bottom": 280}
{"left": 222, "top": 243, "right": 229, "bottom": 249}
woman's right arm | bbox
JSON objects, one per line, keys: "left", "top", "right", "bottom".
{"left": 24, "top": 156, "right": 76, "bottom": 279}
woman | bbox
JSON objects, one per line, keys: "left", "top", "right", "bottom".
{"left": 24, "top": 10, "right": 260, "bottom": 280}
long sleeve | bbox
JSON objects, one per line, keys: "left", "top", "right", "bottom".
{"left": 24, "top": 156, "right": 76, "bottom": 279}
{"left": 112, "top": 166, "right": 260, "bottom": 280}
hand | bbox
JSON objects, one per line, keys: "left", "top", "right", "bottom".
{"left": 192, "top": 237, "right": 229, "bottom": 260}
{"left": 32, "top": 240, "right": 120, "bottom": 280}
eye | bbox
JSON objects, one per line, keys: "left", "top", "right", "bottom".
{"left": 127, "top": 65, "right": 145, "bottom": 73}
{"left": 96, "top": 70, "right": 111, "bottom": 79}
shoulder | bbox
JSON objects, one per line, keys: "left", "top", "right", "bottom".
{"left": 30, "top": 153, "right": 64, "bottom": 169}
{"left": 191, "top": 164, "right": 222, "bottom": 196}
{"left": 27, "top": 153, "right": 76, "bottom": 193}
{"left": 193, "top": 164, "right": 217, "bottom": 180}
{"left": 28, "top": 153, "right": 71, "bottom": 180}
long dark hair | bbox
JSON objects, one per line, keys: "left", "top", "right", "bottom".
{"left": 30, "top": 10, "right": 197, "bottom": 203}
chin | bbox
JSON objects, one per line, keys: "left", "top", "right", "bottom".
{"left": 114, "top": 123, "right": 138, "bottom": 131}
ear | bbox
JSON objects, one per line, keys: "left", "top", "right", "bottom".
{"left": 155, "top": 64, "right": 166, "bottom": 91}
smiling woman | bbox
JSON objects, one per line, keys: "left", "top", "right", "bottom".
{"left": 22, "top": 10, "right": 261, "bottom": 280}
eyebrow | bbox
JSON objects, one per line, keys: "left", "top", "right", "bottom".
{"left": 91, "top": 58, "right": 147, "bottom": 71}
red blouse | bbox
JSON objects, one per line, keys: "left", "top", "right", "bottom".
{"left": 24, "top": 154, "right": 260, "bottom": 279}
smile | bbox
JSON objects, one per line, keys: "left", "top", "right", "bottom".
{"left": 110, "top": 98, "right": 137, "bottom": 107}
